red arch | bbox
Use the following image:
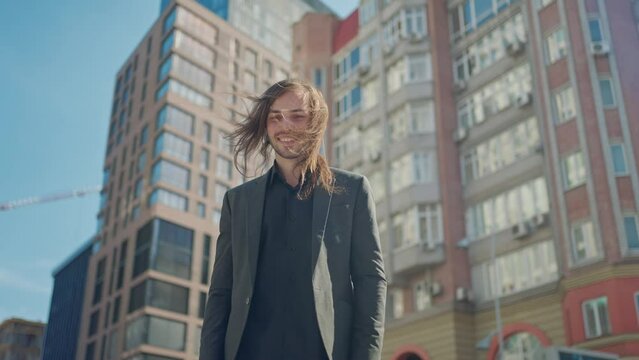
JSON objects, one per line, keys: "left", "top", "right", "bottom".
{"left": 391, "top": 344, "right": 430, "bottom": 360}
{"left": 486, "top": 323, "right": 552, "bottom": 360}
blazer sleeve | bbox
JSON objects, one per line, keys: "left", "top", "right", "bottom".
{"left": 350, "top": 176, "right": 387, "bottom": 360}
{"left": 200, "top": 192, "right": 233, "bottom": 360}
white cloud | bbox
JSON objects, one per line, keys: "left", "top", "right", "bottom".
{"left": 0, "top": 268, "right": 50, "bottom": 294}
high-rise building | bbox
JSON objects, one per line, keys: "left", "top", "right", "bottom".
{"left": 0, "top": 318, "right": 45, "bottom": 360}
{"left": 42, "top": 239, "right": 93, "bottom": 360}
{"left": 294, "top": 0, "right": 639, "bottom": 358}
{"left": 75, "top": 0, "right": 301, "bottom": 358}
{"left": 161, "top": 0, "right": 334, "bottom": 62}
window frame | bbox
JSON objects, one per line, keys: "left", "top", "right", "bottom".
{"left": 581, "top": 296, "right": 611, "bottom": 339}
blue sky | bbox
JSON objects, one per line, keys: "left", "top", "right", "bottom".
{"left": 0, "top": 0, "right": 357, "bottom": 323}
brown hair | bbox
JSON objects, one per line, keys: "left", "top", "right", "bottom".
{"left": 230, "top": 79, "right": 336, "bottom": 199}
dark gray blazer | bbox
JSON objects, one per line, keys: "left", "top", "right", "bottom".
{"left": 199, "top": 168, "right": 387, "bottom": 360}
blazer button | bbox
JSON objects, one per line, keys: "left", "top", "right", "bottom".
{"left": 245, "top": 297, "right": 250, "bottom": 305}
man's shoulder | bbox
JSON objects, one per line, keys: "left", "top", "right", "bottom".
{"left": 331, "top": 167, "right": 364, "bottom": 181}
{"left": 331, "top": 167, "right": 366, "bottom": 185}
{"left": 226, "top": 173, "right": 267, "bottom": 197}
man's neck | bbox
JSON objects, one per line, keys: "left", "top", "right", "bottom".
{"left": 274, "top": 157, "right": 302, "bottom": 187}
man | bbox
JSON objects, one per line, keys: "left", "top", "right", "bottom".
{"left": 200, "top": 80, "right": 386, "bottom": 360}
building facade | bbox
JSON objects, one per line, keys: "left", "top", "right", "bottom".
{"left": 161, "top": 0, "right": 334, "bottom": 62}
{"left": 42, "top": 239, "right": 93, "bottom": 360}
{"left": 0, "top": 318, "right": 45, "bottom": 360}
{"left": 75, "top": 0, "right": 299, "bottom": 358}
{"left": 294, "top": 0, "right": 639, "bottom": 358}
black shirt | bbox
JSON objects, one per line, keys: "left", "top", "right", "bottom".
{"left": 236, "top": 164, "right": 328, "bottom": 360}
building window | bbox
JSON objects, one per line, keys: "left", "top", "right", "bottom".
{"left": 215, "top": 183, "right": 229, "bottom": 204}
{"left": 624, "top": 215, "right": 639, "bottom": 250}
{"left": 149, "top": 188, "right": 188, "bottom": 212}
{"left": 466, "top": 177, "right": 549, "bottom": 239}
{"left": 218, "top": 130, "right": 232, "bottom": 153}
{"left": 313, "top": 68, "right": 326, "bottom": 91}
{"left": 93, "top": 257, "right": 106, "bottom": 305}
{"left": 157, "top": 104, "right": 195, "bottom": 136}
{"left": 132, "top": 218, "right": 193, "bottom": 280}
{"left": 334, "top": 86, "right": 362, "bottom": 121}
{"left": 413, "top": 281, "right": 431, "bottom": 311}
{"left": 462, "top": 117, "right": 540, "bottom": 183}
{"left": 116, "top": 241, "right": 127, "bottom": 290}
{"left": 582, "top": 297, "right": 611, "bottom": 338}
{"left": 390, "top": 151, "right": 435, "bottom": 193}
{"left": 562, "top": 151, "right": 586, "bottom": 190}
{"left": 140, "top": 125, "right": 149, "bottom": 146}
{"left": 151, "top": 160, "right": 190, "bottom": 190}
{"left": 359, "top": 0, "right": 377, "bottom": 26}
{"left": 137, "top": 152, "right": 146, "bottom": 174}
{"left": 610, "top": 143, "right": 628, "bottom": 175}
{"left": 200, "top": 148, "right": 210, "bottom": 170}
{"left": 502, "top": 332, "right": 544, "bottom": 359}
{"left": 199, "top": 292, "right": 207, "bottom": 319}
{"left": 472, "top": 240, "right": 558, "bottom": 301}
{"left": 216, "top": 156, "right": 232, "bottom": 181}
{"left": 392, "top": 288, "right": 404, "bottom": 319}
{"left": 545, "top": 28, "right": 567, "bottom": 64}
{"left": 392, "top": 204, "right": 441, "bottom": 249}
{"left": 553, "top": 86, "right": 577, "bottom": 124}
{"left": 154, "top": 131, "right": 193, "bottom": 163}
{"left": 571, "top": 221, "right": 599, "bottom": 263}
{"left": 128, "top": 279, "right": 189, "bottom": 315}
{"left": 197, "top": 202, "right": 206, "bottom": 218}
{"left": 156, "top": 79, "right": 212, "bottom": 109}
{"left": 201, "top": 235, "right": 211, "bottom": 285}
{"left": 212, "top": 209, "right": 222, "bottom": 225}
{"left": 198, "top": 175, "right": 208, "bottom": 197}
{"left": 125, "top": 315, "right": 186, "bottom": 351}
{"left": 598, "top": 78, "right": 616, "bottom": 107}
{"left": 588, "top": 18, "right": 603, "bottom": 43}
{"left": 537, "top": 0, "right": 555, "bottom": 9}
{"left": 89, "top": 310, "right": 100, "bottom": 336}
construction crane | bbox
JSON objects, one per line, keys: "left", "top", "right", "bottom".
{"left": 0, "top": 186, "right": 102, "bottom": 212}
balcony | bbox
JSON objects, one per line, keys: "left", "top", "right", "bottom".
{"left": 392, "top": 242, "right": 445, "bottom": 277}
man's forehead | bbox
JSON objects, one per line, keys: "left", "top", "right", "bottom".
{"left": 269, "top": 107, "right": 306, "bottom": 113}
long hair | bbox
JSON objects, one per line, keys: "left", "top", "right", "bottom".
{"left": 230, "top": 79, "right": 336, "bottom": 199}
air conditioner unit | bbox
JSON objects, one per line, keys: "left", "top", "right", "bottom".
{"left": 454, "top": 80, "right": 467, "bottom": 93}
{"left": 358, "top": 64, "right": 371, "bottom": 76}
{"left": 516, "top": 92, "right": 532, "bottom": 107}
{"left": 383, "top": 44, "right": 395, "bottom": 55}
{"left": 429, "top": 282, "right": 443, "bottom": 296}
{"left": 531, "top": 212, "right": 549, "bottom": 228}
{"left": 453, "top": 127, "right": 468, "bottom": 142}
{"left": 368, "top": 150, "right": 382, "bottom": 162}
{"left": 455, "top": 287, "right": 472, "bottom": 302}
{"left": 422, "top": 241, "right": 437, "bottom": 251}
{"left": 512, "top": 222, "right": 531, "bottom": 239}
{"left": 505, "top": 39, "right": 525, "bottom": 57}
{"left": 534, "top": 143, "right": 544, "bottom": 154}
{"left": 409, "top": 32, "right": 425, "bottom": 43}
{"left": 590, "top": 41, "right": 610, "bottom": 56}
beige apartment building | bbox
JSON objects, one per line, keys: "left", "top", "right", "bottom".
{"left": 73, "top": 0, "right": 313, "bottom": 358}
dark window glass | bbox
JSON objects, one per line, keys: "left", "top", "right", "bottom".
{"left": 199, "top": 291, "right": 207, "bottom": 319}
{"left": 93, "top": 258, "right": 106, "bottom": 305}
{"left": 117, "top": 240, "right": 128, "bottom": 289}
{"left": 104, "top": 302, "right": 111, "bottom": 330}
{"left": 129, "top": 281, "right": 146, "bottom": 313}
{"left": 132, "top": 221, "right": 153, "bottom": 279}
{"left": 112, "top": 296, "right": 121, "bottom": 324}
{"left": 125, "top": 315, "right": 185, "bottom": 351}
{"left": 85, "top": 342, "right": 95, "bottom": 360}
{"left": 201, "top": 234, "right": 211, "bottom": 284}
{"left": 155, "top": 219, "right": 193, "bottom": 279}
{"left": 89, "top": 310, "right": 100, "bottom": 336}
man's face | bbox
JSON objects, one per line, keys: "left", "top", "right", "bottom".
{"left": 266, "top": 90, "right": 310, "bottom": 161}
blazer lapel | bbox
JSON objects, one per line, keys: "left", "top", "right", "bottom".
{"left": 246, "top": 173, "right": 268, "bottom": 289}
